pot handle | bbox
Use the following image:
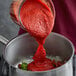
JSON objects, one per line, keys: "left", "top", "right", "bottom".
{"left": 0, "top": 35, "right": 9, "bottom": 45}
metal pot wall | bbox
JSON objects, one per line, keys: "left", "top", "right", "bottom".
{"left": 0, "top": 32, "right": 74, "bottom": 76}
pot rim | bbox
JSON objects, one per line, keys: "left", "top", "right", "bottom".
{"left": 3, "top": 32, "right": 75, "bottom": 73}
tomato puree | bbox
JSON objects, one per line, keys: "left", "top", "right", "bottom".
{"left": 20, "top": 0, "right": 54, "bottom": 71}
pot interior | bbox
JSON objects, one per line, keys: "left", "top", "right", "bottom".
{"left": 3, "top": 32, "right": 74, "bottom": 68}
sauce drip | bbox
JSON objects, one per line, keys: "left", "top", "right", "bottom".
{"left": 20, "top": 0, "right": 54, "bottom": 71}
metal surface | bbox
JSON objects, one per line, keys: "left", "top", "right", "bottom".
{"left": 0, "top": 32, "right": 74, "bottom": 76}
{"left": 0, "top": 35, "right": 9, "bottom": 45}
{"left": 0, "top": 35, "right": 9, "bottom": 76}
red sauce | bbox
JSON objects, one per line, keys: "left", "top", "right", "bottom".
{"left": 20, "top": 0, "right": 54, "bottom": 71}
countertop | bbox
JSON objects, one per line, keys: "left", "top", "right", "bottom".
{"left": 0, "top": 0, "right": 19, "bottom": 56}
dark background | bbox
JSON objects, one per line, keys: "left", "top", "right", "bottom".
{"left": 0, "top": 0, "right": 19, "bottom": 56}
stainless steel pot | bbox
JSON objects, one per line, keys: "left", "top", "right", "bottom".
{"left": 0, "top": 32, "right": 74, "bottom": 76}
